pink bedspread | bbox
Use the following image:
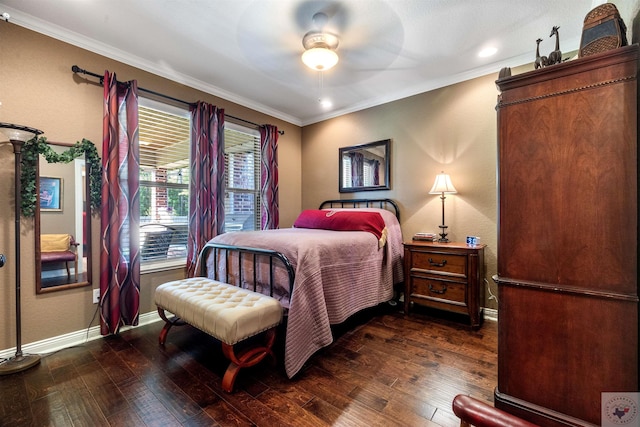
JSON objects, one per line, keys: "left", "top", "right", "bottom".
{"left": 205, "top": 208, "right": 403, "bottom": 378}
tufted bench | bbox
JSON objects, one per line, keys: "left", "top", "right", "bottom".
{"left": 154, "top": 277, "right": 283, "bottom": 392}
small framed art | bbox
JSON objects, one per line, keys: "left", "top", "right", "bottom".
{"left": 39, "top": 176, "right": 63, "bottom": 211}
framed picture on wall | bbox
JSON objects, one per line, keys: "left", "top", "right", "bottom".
{"left": 39, "top": 176, "right": 63, "bottom": 211}
{"left": 339, "top": 139, "right": 390, "bottom": 193}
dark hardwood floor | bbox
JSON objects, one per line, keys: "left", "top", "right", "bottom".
{"left": 0, "top": 304, "right": 497, "bottom": 426}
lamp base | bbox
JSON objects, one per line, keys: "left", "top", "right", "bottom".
{"left": 0, "top": 353, "right": 41, "bottom": 375}
{"left": 437, "top": 225, "right": 450, "bottom": 243}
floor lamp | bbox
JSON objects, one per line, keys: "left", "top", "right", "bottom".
{"left": 0, "top": 122, "right": 44, "bottom": 375}
{"left": 429, "top": 171, "right": 457, "bottom": 243}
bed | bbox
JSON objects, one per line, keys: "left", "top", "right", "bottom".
{"left": 197, "top": 198, "right": 404, "bottom": 378}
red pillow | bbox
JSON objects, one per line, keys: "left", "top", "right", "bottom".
{"left": 293, "top": 209, "right": 387, "bottom": 246}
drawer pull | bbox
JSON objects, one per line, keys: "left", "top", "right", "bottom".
{"left": 429, "top": 283, "right": 448, "bottom": 294}
{"left": 428, "top": 258, "right": 447, "bottom": 268}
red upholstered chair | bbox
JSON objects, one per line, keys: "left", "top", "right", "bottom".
{"left": 452, "top": 395, "right": 541, "bottom": 427}
{"left": 40, "top": 234, "right": 79, "bottom": 280}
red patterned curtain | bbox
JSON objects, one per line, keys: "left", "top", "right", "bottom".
{"left": 350, "top": 152, "right": 364, "bottom": 187}
{"left": 260, "top": 125, "right": 279, "bottom": 229}
{"left": 100, "top": 72, "right": 141, "bottom": 335}
{"left": 373, "top": 159, "right": 380, "bottom": 185}
{"left": 186, "top": 102, "right": 225, "bottom": 277}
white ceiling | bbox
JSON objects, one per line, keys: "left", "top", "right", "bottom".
{"left": 1, "top": 0, "right": 599, "bottom": 126}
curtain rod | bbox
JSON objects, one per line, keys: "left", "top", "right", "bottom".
{"left": 71, "top": 65, "right": 284, "bottom": 135}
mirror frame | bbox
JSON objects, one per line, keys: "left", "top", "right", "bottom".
{"left": 339, "top": 139, "right": 390, "bottom": 193}
{"left": 35, "top": 141, "right": 92, "bottom": 294}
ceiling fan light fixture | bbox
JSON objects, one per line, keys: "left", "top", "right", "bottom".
{"left": 302, "top": 47, "right": 339, "bottom": 71}
{"left": 302, "top": 31, "right": 339, "bottom": 71}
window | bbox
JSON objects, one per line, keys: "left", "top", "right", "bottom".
{"left": 342, "top": 154, "right": 352, "bottom": 188}
{"left": 341, "top": 154, "right": 376, "bottom": 188}
{"left": 137, "top": 104, "right": 260, "bottom": 269}
{"left": 138, "top": 98, "right": 190, "bottom": 268}
{"left": 224, "top": 123, "right": 261, "bottom": 232}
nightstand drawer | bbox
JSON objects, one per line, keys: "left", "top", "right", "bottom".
{"left": 404, "top": 241, "right": 485, "bottom": 328}
{"left": 412, "top": 277, "right": 466, "bottom": 304}
{"left": 411, "top": 251, "right": 467, "bottom": 277}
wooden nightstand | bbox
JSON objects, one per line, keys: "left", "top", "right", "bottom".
{"left": 403, "top": 241, "right": 485, "bottom": 328}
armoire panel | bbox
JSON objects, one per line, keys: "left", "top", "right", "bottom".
{"left": 495, "top": 44, "right": 639, "bottom": 426}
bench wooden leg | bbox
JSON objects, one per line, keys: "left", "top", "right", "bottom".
{"left": 156, "top": 305, "right": 279, "bottom": 393}
{"left": 220, "top": 327, "right": 277, "bottom": 393}
{"left": 156, "top": 307, "right": 186, "bottom": 345}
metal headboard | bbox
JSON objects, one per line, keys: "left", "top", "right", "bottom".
{"left": 319, "top": 198, "right": 400, "bottom": 221}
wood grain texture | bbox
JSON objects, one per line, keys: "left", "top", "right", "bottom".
{"left": 404, "top": 242, "right": 486, "bottom": 328}
{"left": 495, "top": 44, "right": 639, "bottom": 426}
{"left": 0, "top": 304, "right": 497, "bottom": 426}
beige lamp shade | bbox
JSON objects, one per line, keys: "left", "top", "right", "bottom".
{"left": 429, "top": 172, "right": 457, "bottom": 194}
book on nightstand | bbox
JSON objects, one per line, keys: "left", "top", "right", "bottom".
{"left": 412, "top": 232, "right": 437, "bottom": 242}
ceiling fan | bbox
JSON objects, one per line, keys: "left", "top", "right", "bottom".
{"left": 235, "top": 0, "right": 407, "bottom": 89}
{"left": 301, "top": 12, "right": 340, "bottom": 71}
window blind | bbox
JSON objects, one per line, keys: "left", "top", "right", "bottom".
{"left": 224, "top": 123, "right": 261, "bottom": 232}
{"left": 138, "top": 99, "right": 190, "bottom": 263}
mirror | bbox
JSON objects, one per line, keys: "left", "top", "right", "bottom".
{"left": 339, "top": 139, "right": 390, "bottom": 192}
{"left": 35, "top": 142, "right": 92, "bottom": 293}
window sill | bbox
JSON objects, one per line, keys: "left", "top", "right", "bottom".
{"left": 141, "top": 258, "right": 186, "bottom": 274}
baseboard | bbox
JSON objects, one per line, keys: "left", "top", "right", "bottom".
{"left": 0, "top": 310, "right": 162, "bottom": 360}
{"left": 484, "top": 307, "right": 498, "bottom": 322}
{"left": 494, "top": 387, "right": 597, "bottom": 427}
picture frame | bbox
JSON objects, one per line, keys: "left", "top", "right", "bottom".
{"left": 339, "top": 139, "right": 390, "bottom": 193}
{"left": 39, "top": 176, "right": 63, "bottom": 211}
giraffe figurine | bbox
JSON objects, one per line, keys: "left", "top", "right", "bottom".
{"left": 535, "top": 38, "right": 548, "bottom": 69}
{"left": 548, "top": 26, "right": 562, "bottom": 65}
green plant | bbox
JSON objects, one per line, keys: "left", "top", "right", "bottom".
{"left": 20, "top": 136, "right": 102, "bottom": 217}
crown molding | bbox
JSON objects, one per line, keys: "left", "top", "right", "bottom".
{"left": 2, "top": 5, "right": 302, "bottom": 126}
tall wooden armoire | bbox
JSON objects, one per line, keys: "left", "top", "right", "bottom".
{"left": 494, "top": 45, "right": 639, "bottom": 426}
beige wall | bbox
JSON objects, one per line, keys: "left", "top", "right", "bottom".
{"left": 0, "top": 23, "right": 301, "bottom": 350}
{"left": 302, "top": 75, "right": 500, "bottom": 308}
